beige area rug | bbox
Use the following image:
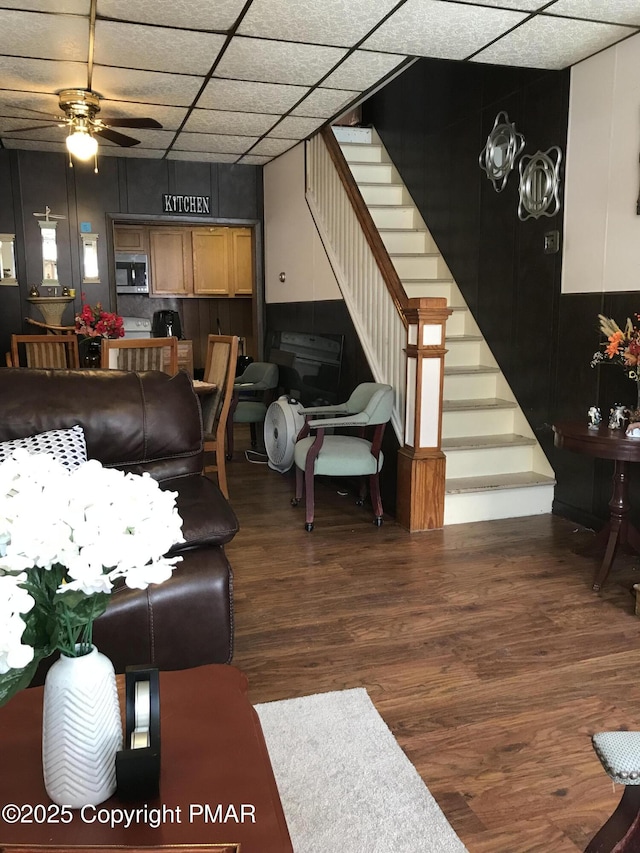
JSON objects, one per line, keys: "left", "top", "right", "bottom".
{"left": 255, "top": 688, "right": 469, "bottom": 853}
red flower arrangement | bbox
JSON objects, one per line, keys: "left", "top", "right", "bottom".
{"left": 591, "top": 313, "right": 640, "bottom": 379}
{"left": 75, "top": 300, "right": 124, "bottom": 339}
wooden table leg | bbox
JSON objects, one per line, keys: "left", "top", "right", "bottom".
{"left": 592, "top": 460, "right": 640, "bottom": 591}
{"left": 584, "top": 786, "right": 640, "bottom": 852}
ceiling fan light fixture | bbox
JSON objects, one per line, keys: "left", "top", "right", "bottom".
{"left": 66, "top": 126, "right": 98, "bottom": 160}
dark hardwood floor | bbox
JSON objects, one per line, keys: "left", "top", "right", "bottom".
{"left": 221, "top": 428, "right": 640, "bottom": 853}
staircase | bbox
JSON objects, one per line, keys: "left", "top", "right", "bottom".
{"left": 333, "top": 126, "right": 555, "bottom": 525}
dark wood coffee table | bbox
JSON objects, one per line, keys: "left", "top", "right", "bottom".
{"left": 0, "top": 665, "right": 292, "bottom": 853}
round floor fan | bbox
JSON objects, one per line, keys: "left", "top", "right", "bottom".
{"left": 264, "top": 396, "right": 305, "bottom": 473}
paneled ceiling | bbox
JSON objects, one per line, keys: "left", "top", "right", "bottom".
{"left": 0, "top": 0, "right": 638, "bottom": 165}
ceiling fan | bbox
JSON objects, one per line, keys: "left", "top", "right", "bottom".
{"left": 3, "top": 88, "right": 162, "bottom": 165}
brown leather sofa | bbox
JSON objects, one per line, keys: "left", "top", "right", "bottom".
{"left": 0, "top": 367, "right": 238, "bottom": 675}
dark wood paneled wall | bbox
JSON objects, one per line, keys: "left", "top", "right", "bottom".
{"left": 362, "top": 58, "right": 638, "bottom": 530}
{"left": 0, "top": 149, "right": 263, "bottom": 364}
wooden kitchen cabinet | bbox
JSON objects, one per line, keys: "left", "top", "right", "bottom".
{"left": 149, "top": 228, "right": 193, "bottom": 296}
{"left": 229, "top": 227, "right": 254, "bottom": 296}
{"left": 114, "top": 225, "right": 148, "bottom": 253}
{"left": 192, "top": 227, "right": 230, "bottom": 296}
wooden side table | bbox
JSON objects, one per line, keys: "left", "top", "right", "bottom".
{"left": 553, "top": 421, "right": 640, "bottom": 590}
{"left": 0, "top": 665, "right": 292, "bottom": 853}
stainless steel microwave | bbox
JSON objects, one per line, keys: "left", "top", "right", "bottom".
{"left": 115, "top": 252, "right": 149, "bottom": 294}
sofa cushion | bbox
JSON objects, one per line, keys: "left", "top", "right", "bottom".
{"left": 162, "top": 475, "right": 239, "bottom": 549}
{"left": 0, "top": 424, "right": 87, "bottom": 471}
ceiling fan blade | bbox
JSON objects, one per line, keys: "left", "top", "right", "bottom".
{"left": 94, "top": 126, "right": 141, "bottom": 147}
{"left": 2, "top": 122, "right": 61, "bottom": 134}
{"left": 102, "top": 117, "right": 162, "bottom": 129}
{"left": 1, "top": 106, "right": 59, "bottom": 120}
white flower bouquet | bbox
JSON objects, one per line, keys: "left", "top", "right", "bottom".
{"left": 0, "top": 449, "right": 185, "bottom": 707}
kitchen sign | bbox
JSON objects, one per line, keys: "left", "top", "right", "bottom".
{"left": 162, "top": 194, "right": 211, "bottom": 214}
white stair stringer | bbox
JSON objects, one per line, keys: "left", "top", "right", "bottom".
{"left": 334, "top": 126, "right": 555, "bottom": 526}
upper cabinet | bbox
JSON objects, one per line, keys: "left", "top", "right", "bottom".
{"left": 149, "top": 228, "right": 193, "bottom": 296}
{"left": 113, "top": 226, "right": 148, "bottom": 253}
{"left": 192, "top": 227, "right": 230, "bottom": 296}
{"left": 115, "top": 224, "right": 253, "bottom": 298}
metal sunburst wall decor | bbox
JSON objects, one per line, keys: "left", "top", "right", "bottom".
{"left": 517, "top": 146, "right": 562, "bottom": 221}
{"left": 479, "top": 111, "right": 525, "bottom": 192}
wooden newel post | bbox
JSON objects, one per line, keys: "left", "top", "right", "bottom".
{"left": 396, "top": 297, "right": 452, "bottom": 532}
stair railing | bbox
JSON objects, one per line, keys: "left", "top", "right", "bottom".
{"left": 306, "top": 127, "right": 450, "bottom": 529}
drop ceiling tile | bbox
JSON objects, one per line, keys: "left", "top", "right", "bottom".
{"left": 173, "top": 131, "right": 258, "bottom": 154}
{"left": 98, "top": 146, "right": 167, "bottom": 158}
{"left": 237, "top": 0, "right": 400, "bottom": 47}
{"left": 2, "top": 0, "right": 89, "bottom": 12}
{"left": 238, "top": 154, "right": 271, "bottom": 164}
{"left": 167, "top": 150, "right": 239, "bottom": 163}
{"left": 183, "top": 109, "right": 277, "bottom": 136}
{"left": 0, "top": 10, "right": 89, "bottom": 62}
{"left": 199, "top": 78, "right": 305, "bottom": 113}
{"left": 94, "top": 20, "right": 226, "bottom": 75}
{"left": 269, "top": 115, "right": 325, "bottom": 139}
{"left": 97, "top": 100, "right": 188, "bottom": 131}
{"left": 215, "top": 36, "right": 347, "bottom": 86}
{"left": 251, "top": 137, "right": 297, "bottom": 156}
{"left": 548, "top": 0, "right": 640, "bottom": 26}
{"left": 0, "top": 57, "right": 86, "bottom": 94}
{"left": 291, "top": 87, "right": 358, "bottom": 118}
{"left": 322, "top": 50, "right": 407, "bottom": 91}
{"left": 91, "top": 66, "right": 204, "bottom": 106}
{"left": 472, "top": 15, "right": 631, "bottom": 68}
{"left": 96, "top": 0, "right": 246, "bottom": 31}
{"left": 363, "top": 0, "right": 527, "bottom": 59}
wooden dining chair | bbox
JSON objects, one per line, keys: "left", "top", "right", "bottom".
{"left": 9, "top": 334, "right": 80, "bottom": 368}
{"left": 201, "top": 334, "right": 239, "bottom": 499}
{"left": 100, "top": 337, "right": 179, "bottom": 374}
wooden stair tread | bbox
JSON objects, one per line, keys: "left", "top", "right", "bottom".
{"left": 443, "top": 397, "right": 516, "bottom": 411}
{"left": 442, "top": 433, "right": 536, "bottom": 450}
{"left": 445, "top": 364, "right": 499, "bottom": 375}
{"left": 445, "top": 471, "right": 556, "bottom": 493}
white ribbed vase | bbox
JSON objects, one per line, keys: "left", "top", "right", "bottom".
{"left": 42, "top": 645, "right": 122, "bottom": 808}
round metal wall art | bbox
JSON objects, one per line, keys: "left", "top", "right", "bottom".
{"left": 517, "top": 146, "right": 562, "bottom": 221}
{"left": 478, "top": 111, "right": 525, "bottom": 192}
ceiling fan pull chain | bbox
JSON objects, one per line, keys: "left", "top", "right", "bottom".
{"left": 93, "top": 152, "right": 98, "bottom": 175}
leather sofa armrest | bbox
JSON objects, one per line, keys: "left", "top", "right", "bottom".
{"left": 93, "top": 545, "right": 233, "bottom": 672}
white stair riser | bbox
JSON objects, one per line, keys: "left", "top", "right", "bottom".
{"left": 444, "top": 484, "right": 555, "bottom": 525}
{"left": 369, "top": 207, "right": 419, "bottom": 229}
{"left": 403, "top": 280, "right": 463, "bottom": 305}
{"left": 361, "top": 185, "right": 407, "bottom": 205}
{"left": 349, "top": 163, "right": 396, "bottom": 183}
{"left": 445, "top": 339, "right": 482, "bottom": 366}
{"left": 380, "top": 231, "right": 437, "bottom": 254}
{"left": 444, "top": 371, "right": 498, "bottom": 399}
{"left": 340, "top": 143, "right": 385, "bottom": 163}
{"left": 445, "top": 445, "right": 535, "bottom": 479}
{"left": 445, "top": 310, "right": 469, "bottom": 337}
{"left": 442, "top": 407, "right": 515, "bottom": 438}
{"left": 391, "top": 254, "right": 450, "bottom": 279}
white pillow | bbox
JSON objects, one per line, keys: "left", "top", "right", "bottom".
{"left": 0, "top": 425, "right": 87, "bottom": 471}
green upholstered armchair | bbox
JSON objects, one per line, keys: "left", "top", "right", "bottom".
{"left": 291, "top": 382, "right": 394, "bottom": 532}
{"left": 225, "top": 361, "right": 280, "bottom": 460}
